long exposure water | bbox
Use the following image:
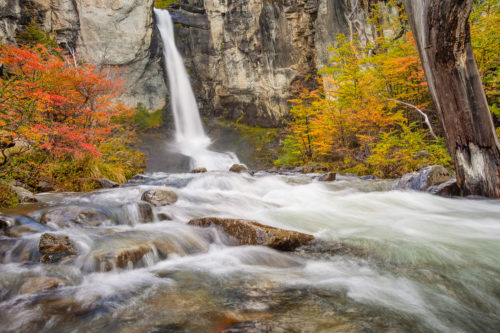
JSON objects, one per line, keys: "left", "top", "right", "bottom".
{"left": 0, "top": 172, "right": 499, "bottom": 332}
{"left": 154, "top": 9, "right": 240, "bottom": 170}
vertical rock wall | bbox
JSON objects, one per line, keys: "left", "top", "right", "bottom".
{"left": 1, "top": 0, "right": 167, "bottom": 112}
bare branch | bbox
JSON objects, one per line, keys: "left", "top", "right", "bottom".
{"left": 386, "top": 97, "right": 439, "bottom": 140}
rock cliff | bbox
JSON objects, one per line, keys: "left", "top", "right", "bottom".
{"left": 1, "top": 0, "right": 167, "bottom": 111}
{"left": 170, "top": 0, "right": 387, "bottom": 126}
{"left": 1, "top": 0, "right": 387, "bottom": 126}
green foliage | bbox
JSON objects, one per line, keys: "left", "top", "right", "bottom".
{"left": 274, "top": 136, "right": 304, "bottom": 167}
{"left": 0, "top": 182, "right": 18, "bottom": 208}
{"left": 134, "top": 103, "right": 163, "bottom": 131}
{"left": 17, "top": 20, "right": 58, "bottom": 48}
{"left": 154, "top": 0, "right": 178, "bottom": 9}
{"left": 367, "top": 122, "right": 452, "bottom": 178}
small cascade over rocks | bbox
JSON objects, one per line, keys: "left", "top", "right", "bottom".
{"left": 154, "top": 9, "right": 241, "bottom": 171}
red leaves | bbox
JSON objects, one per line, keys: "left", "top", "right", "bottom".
{"left": 0, "top": 43, "right": 132, "bottom": 159}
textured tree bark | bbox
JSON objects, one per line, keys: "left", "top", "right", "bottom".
{"left": 403, "top": 0, "right": 500, "bottom": 198}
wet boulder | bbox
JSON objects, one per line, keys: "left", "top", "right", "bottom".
{"left": 40, "top": 206, "right": 109, "bottom": 228}
{"left": 39, "top": 233, "right": 77, "bottom": 263}
{"left": 19, "top": 277, "right": 66, "bottom": 294}
{"left": 188, "top": 217, "right": 314, "bottom": 251}
{"left": 191, "top": 167, "right": 207, "bottom": 173}
{"left": 427, "top": 176, "right": 461, "bottom": 197}
{"left": 141, "top": 189, "right": 178, "bottom": 206}
{"left": 319, "top": 172, "right": 336, "bottom": 182}
{"left": 395, "top": 165, "right": 452, "bottom": 192}
{"left": 137, "top": 202, "right": 154, "bottom": 223}
{"left": 229, "top": 164, "right": 248, "bottom": 173}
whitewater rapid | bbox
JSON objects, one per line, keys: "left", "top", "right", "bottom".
{"left": 1, "top": 171, "right": 499, "bottom": 332}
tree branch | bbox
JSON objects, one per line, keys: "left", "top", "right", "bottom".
{"left": 386, "top": 98, "right": 439, "bottom": 140}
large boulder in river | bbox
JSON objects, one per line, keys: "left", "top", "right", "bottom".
{"left": 40, "top": 207, "right": 109, "bottom": 228}
{"left": 141, "top": 189, "right": 178, "bottom": 206}
{"left": 39, "top": 233, "right": 77, "bottom": 263}
{"left": 93, "top": 244, "right": 154, "bottom": 272}
{"left": 188, "top": 217, "right": 314, "bottom": 251}
{"left": 395, "top": 166, "right": 452, "bottom": 191}
{"left": 229, "top": 164, "right": 248, "bottom": 173}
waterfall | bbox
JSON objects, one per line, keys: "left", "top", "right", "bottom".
{"left": 154, "top": 9, "right": 240, "bottom": 171}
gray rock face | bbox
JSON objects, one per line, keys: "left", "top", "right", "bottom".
{"left": 4, "top": 0, "right": 390, "bottom": 126}
{"left": 0, "top": 0, "right": 21, "bottom": 44}
{"left": 169, "top": 0, "right": 392, "bottom": 126}
{"left": 9, "top": 0, "right": 167, "bottom": 112}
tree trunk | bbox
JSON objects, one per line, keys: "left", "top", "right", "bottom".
{"left": 403, "top": 0, "right": 500, "bottom": 198}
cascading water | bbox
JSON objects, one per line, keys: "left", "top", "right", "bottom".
{"left": 154, "top": 9, "right": 240, "bottom": 171}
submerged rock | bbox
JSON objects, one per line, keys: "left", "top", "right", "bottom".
{"left": 157, "top": 213, "right": 173, "bottom": 221}
{"left": 19, "top": 277, "right": 66, "bottom": 294}
{"left": 40, "top": 206, "right": 109, "bottom": 228}
{"left": 229, "top": 164, "right": 248, "bottom": 173}
{"left": 141, "top": 189, "right": 178, "bottom": 206}
{"left": 0, "top": 215, "right": 47, "bottom": 237}
{"left": 191, "top": 167, "right": 208, "bottom": 173}
{"left": 395, "top": 165, "right": 452, "bottom": 191}
{"left": 39, "top": 233, "right": 77, "bottom": 263}
{"left": 94, "top": 244, "right": 153, "bottom": 271}
{"left": 319, "top": 172, "right": 336, "bottom": 182}
{"left": 188, "top": 217, "right": 314, "bottom": 251}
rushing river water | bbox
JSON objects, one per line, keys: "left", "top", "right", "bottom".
{"left": 1, "top": 171, "right": 499, "bottom": 332}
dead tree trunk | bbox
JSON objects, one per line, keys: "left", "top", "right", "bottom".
{"left": 403, "top": 0, "right": 500, "bottom": 198}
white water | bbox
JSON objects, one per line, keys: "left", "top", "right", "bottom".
{"left": 154, "top": 9, "right": 240, "bottom": 171}
{"left": 1, "top": 172, "right": 500, "bottom": 332}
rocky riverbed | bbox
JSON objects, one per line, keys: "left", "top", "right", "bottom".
{"left": 0, "top": 170, "right": 499, "bottom": 332}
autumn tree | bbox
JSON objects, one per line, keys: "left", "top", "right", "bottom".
{"left": 0, "top": 43, "right": 144, "bottom": 192}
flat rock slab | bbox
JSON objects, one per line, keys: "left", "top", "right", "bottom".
{"left": 188, "top": 217, "right": 314, "bottom": 251}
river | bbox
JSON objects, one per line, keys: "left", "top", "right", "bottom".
{"left": 0, "top": 171, "right": 499, "bottom": 332}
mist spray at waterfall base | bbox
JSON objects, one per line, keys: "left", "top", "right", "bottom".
{"left": 154, "top": 9, "right": 240, "bottom": 171}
